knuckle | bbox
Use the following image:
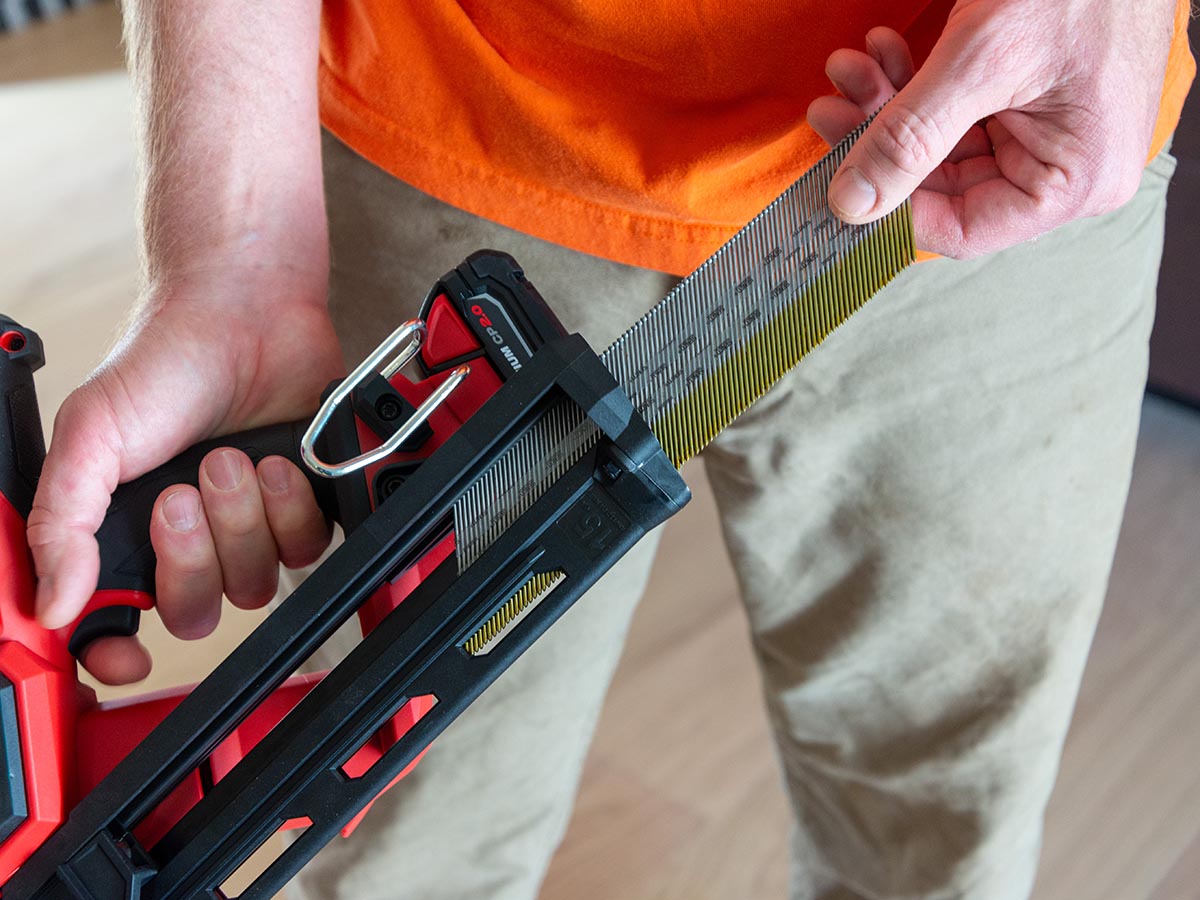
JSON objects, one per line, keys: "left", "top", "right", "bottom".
{"left": 159, "top": 603, "right": 220, "bottom": 640}
{"left": 278, "top": 549, "right": 315, "bottom": 571}
{"left": 944, "top": 223, "right": 986, "bottom": 261}
{"left": 52, "top": 380, "right": 128, "bottom": 459}
{"left": 1055, "top": 120, "right": 1143, "bottom": 217}
{"left": 1040, "top": 177, "right": 1081, "bottom": 221}
{"left": 263, "top": 492, "right": 327, "bottom": 543}
{"left": 166, "top": 553, "right": 218, "bottom": 581}
{"left": 203, "top": 489, "right": 269, "bottom": 538}
{"left": 269, "top": 502, "right": 325, "bottom": 539}
{"left": 226, "top": 577, "right": 278, "bottom": 610}
{"left": 869, "top": 102, "right": 947, "bottom": 178}
{"left": 1066, "top": 161, "right": 1135, "bottom": 219}
{"left": 48, "top": 389, "right": 94, "bottom": 434}
{"left": 262, "top": 481, "right": 312, "bottom": 515}
{"left": 210, "top": 512, "right": 267, "bottom": 541}
{"left": 278, "top": 536, "right": 328, "bottom": 571}
{"left": 1020, "top": 160, "right": 1087, "bottom": 226}
{"left": 24, "top": 516, "right": 59, "bottom": 552}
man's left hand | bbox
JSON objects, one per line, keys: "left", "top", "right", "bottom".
{"left": 807, "top": 0, "right": 1179, "bottom": 258}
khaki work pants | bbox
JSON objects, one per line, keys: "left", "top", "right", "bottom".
{"left": 287, "top": 131, "right": 1176, "bottom": 900}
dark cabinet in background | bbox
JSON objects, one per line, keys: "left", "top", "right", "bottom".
{"left": 1150, "top": 16, "right": 1200, "bottom": 407}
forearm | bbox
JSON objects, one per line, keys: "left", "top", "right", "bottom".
{"left": 123, "top": 0, "right": 327, "bottom": 301}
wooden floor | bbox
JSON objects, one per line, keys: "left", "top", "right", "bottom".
{"left": 2, "top": 11, "right": 1199, "bottom": 898}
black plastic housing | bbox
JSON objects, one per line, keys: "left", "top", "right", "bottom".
{"left": 0, "top": 316, "right": 46, "bottom": 520}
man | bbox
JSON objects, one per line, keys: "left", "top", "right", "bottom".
{"left": 26, "top": 1, "right": 1194, "bottom": 897}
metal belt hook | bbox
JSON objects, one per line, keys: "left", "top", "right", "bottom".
{"left": 300, "top": 319, "right": 470, "bottom": 479}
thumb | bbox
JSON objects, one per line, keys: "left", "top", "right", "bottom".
{"left": 27, "top": 386, "right": 125, "bottom": 630}
{"left": 827, "top": 44, "right": 995, "bottom": 224}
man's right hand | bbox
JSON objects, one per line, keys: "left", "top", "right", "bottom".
{"left": 36, "top": 0, "right": 334, "bottom": 685}
{"left": 28, "top": 277, "right": 343, "bottom": 685}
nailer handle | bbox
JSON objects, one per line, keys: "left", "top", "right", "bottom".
{"left": 67, "top": 421, "right": 339, "bottom": 659}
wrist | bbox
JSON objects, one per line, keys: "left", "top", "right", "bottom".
{"left": 140, "top": 256, "right": 330, "bottom": 317}
{"left": 141, "top": 178, "right": 329, "bottom": 303}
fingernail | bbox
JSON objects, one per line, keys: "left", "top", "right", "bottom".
{"left": 258, "top": 457, "right": 290, "bottom": 493}
{"left": 163, "top": 490, "right": 201, "bottom": 532}
{"left": 829, "top": 166, "right": 877, "bottom": 219}
{"left": 206, "top": 449, "right": 243, "bottom": 492}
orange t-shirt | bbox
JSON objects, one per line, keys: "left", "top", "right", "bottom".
{"left": 319, "top": 0, "right": 1195, "bottom": 276}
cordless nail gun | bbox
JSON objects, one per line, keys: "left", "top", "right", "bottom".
{"left": 0, "top": 120, "right": 914, "bottom": 900}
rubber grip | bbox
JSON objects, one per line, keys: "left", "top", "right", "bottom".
{"left": 70, "top": 420, "right": 339, "bottom": 660}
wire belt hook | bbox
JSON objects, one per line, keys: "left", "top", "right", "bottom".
{"left": 300, "top": 319, "right": 470, "bottom": 478}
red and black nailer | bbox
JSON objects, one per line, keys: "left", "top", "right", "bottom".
{"left": 0, "top": 119, "right": 917, "bottom": 900}
{"left": 0, "top": 251, "right": 690, "bottom": 900}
